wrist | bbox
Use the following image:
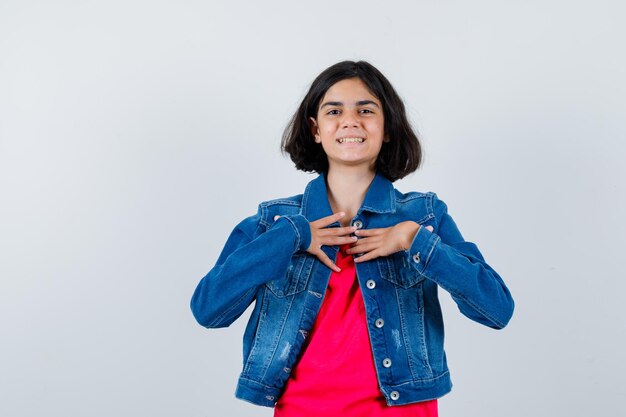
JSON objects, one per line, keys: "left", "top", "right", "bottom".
{"left": 402, "top": 221, "right": 420, "bottom": 250}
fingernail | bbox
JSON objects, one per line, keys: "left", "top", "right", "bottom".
{"left": 351, "top": 236, "right": 358, "bottom": 240}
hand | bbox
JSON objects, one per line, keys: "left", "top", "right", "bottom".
{"left": 274, "top": 212, "right": 357, "bottom": 272}
{"left": 347, "top": 221, "right": 434, "bottom": 263}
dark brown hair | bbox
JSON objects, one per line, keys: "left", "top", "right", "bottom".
{"left": 281, "top": 60, "right": 422, "bottom": 182}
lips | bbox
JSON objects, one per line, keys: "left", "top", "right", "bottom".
{"left": 337, "top": 137, "right": 365, "bottom": 143}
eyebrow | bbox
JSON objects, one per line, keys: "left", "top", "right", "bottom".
{"left": 320, "top": 100, "right": 380, "bottom": 109}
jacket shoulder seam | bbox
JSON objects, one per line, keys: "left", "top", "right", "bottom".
{"left": 258, "top": 195, "right": 303, "bottom": 227}
{"left": 395, "top": 190, "right": 435, "bottom": 203}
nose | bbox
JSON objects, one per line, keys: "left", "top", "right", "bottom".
{"left": 341, "top": 111, "right": 360, "bottom": 128}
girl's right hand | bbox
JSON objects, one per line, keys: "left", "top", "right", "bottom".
{"left": 274, "top": 212, "right": 356, "bottom": 272}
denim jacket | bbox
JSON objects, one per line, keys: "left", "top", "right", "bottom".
{"left": 190, "top": 172, "right": 514, "bottom": 407}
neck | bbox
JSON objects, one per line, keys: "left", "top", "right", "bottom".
{"left": 325, "top": 166, "right": 376, "bottom": 226}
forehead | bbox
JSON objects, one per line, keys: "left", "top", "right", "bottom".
{"left": 321, "top": 78, "right": 380, "bottom": 104}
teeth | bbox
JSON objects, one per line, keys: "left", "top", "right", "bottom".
{"left": 338, "top": 137, "right": 364, "bottom": 143}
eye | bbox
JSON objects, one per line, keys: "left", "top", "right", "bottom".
{"left": 359, "top": 108, "right": 374, "bottom": 114}
{"left": 326, "top": 109, "right": 341, "bottom": 115}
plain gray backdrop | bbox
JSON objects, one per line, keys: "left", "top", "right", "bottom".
{"left": 1, "top": 1, "right": 624, "bottom": 416}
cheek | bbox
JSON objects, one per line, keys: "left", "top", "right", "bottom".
{"left": 365, "top": 118, "right": 384, "bottom": 132}
{"left": 320, "top": 127, "right": 337, "bottom": 141}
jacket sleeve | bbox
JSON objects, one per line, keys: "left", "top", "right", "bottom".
{"left": 406, "top": 194, "right": 514, "bottom": 329}
{"left": 190, "top": 206, "right": 312, "bottom": 328}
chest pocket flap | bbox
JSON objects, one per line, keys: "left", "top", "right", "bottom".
{"left": 377, "top": 251, "right": 424, "bottom": 289}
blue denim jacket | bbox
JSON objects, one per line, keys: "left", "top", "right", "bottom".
{"left": 191, "top": 172, "right": 514, "bottom": 407}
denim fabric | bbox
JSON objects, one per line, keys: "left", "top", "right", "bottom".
{"left": 190, "top": 172, "right": 514, "bottom": 407}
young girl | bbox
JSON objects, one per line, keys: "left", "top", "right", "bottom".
{"left": 191, "top": 61, "right": 514, "bottom": 416}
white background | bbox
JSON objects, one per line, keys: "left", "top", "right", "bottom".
{"left": 1, "top": 1, "right": 624, "bottom": 416}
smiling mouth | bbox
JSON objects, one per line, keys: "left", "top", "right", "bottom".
{"left": 337, "top": 137, "right": 365, "bottom": 143}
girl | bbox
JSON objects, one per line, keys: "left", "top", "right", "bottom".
{"left": 191, "top": 61, "right": 514, "bottom": 416}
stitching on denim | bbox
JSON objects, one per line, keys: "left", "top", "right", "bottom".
{"left": 283, "top": 216, "right": 301, "bottom": 251}
{"left": 414, "top": 235, "right": 440, "bottom": 282}
{"left": 395, "top": 285, "right": 418, "bottom": 379}
{"left": 242, "top": 289, "right": 269, "bottom": 376}
{"left": 361, "top": 205, "right": 393, "bottom": 214}
{"left": 424, "top": 235, "right": 440, "bottom": 269}
{"left": 360, "top": 182, "right": 396, "bottom": 213}
{"left": 260, "top": 295, "right": 295, "bottom": 381}
{"left": 427, "top": 193, "right": 438, "bottom": 230}
{"left": 301, "top": 182, "right": 313, "bottom": 217}
{"left": 396, "top": 192, "right": 430, "bottom": 203}
{"left": 259, "top": 204, "right": 270, "bottom": 228}
{"left": 267, "top": 255, "right": 314, "bottom": 297}
{"left": 416, "top": 284, "right": 434, "bottom": 377}
{"left": 377, "top": 257, "right": 393, "bottom": 283}
{"left": 259, "top": 198, "right": 302, "bottom": 227}
{"left": 414, "top": 213, "right": 434, "bottom": 225}
{"left": 237, "top": 376, "right": 277, "bottom": 391}
{"left": 389, "top": 369, "right": 450, "bottom": 385}
{"left": 261, "top": 199, "right": 300, "bottom": 207}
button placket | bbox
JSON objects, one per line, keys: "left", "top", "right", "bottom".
{"left": 351, "top": 220, "right": 365, "bottom": 257}
{"left": 352, "top": 220, "right": 363, "bottom": 229}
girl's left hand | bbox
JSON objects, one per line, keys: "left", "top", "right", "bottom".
{"left": 346, "top": 221, "right": 434, "bottom": 263}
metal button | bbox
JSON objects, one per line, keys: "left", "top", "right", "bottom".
{"left": 375, "top": 318, "right": 385, "bottom": 328}
{"left": 383, "top": 358, "right": 392, "bottom": 368}
{"left": 366, "top": 279, "right": 376, "bottom": 289}
{"left": 412, "top": 252, "right": 421, "bottom": 263}
{"left": 390, "top": 391, "right": 400, "bottom": 400}
{"left": 352, "top": 220, "right": 363, "bottom": 229}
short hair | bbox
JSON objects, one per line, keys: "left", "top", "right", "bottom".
{"left": 281, "top": 60, "right": 422, "bottom": 182}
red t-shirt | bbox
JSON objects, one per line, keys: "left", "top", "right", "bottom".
{"left": 274, "top": 245, "right": 438, "bottom": 417}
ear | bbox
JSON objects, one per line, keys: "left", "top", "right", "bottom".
{"left": 309, "top": 117, "right": 321, "bottom": 143}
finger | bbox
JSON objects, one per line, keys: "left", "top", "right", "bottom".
{"left": 352, "top": 234, "right": 383, "bottom": 245}
{"left": 425, "top": 225, "right": 434, "bottom": 232}
{"left": 321, "top": 235, "right": 358, "bottom": 246}
{"left": 274, "top": 215, "right": 281, "bottom": 221}
{"left": 315, "top": 250, "right": 341, "bottom": 272}
{"left": 318, "top": 225, "right": 357, "bottom": 236}
{"left": 312, "top": 212, "right": 345, "bottom": 228}
{"left": 354, "top": 250, "right": 380, "bottom": 263}
{"left": 346, "top": 241, "right": 380, "bottom": 254}
{"left": 354, "top": 228, "right": 384, "bottom": 237}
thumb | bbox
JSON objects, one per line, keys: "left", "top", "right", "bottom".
{"left": 274, "top": 215, "right": 281, "bottom": 221}
{"left": 425, "top": 225, "right": 434, "bottom": 232}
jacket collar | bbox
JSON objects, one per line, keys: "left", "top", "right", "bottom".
{"left": 301, "top": 171, "right": 396, "bottom": 221}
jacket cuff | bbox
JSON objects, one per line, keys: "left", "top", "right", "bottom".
{"left": 279, "top": 214, "right": 311, "bottom": 252}
{"left": 407, "top": 225, "right": 440, "bottom": 275}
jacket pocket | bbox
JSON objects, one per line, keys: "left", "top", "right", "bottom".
{"left": 265, "top": 253, "right": 314, "bottom": 297}
{"left": 377, "top": 251, "right": 425, "bottom": 288}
